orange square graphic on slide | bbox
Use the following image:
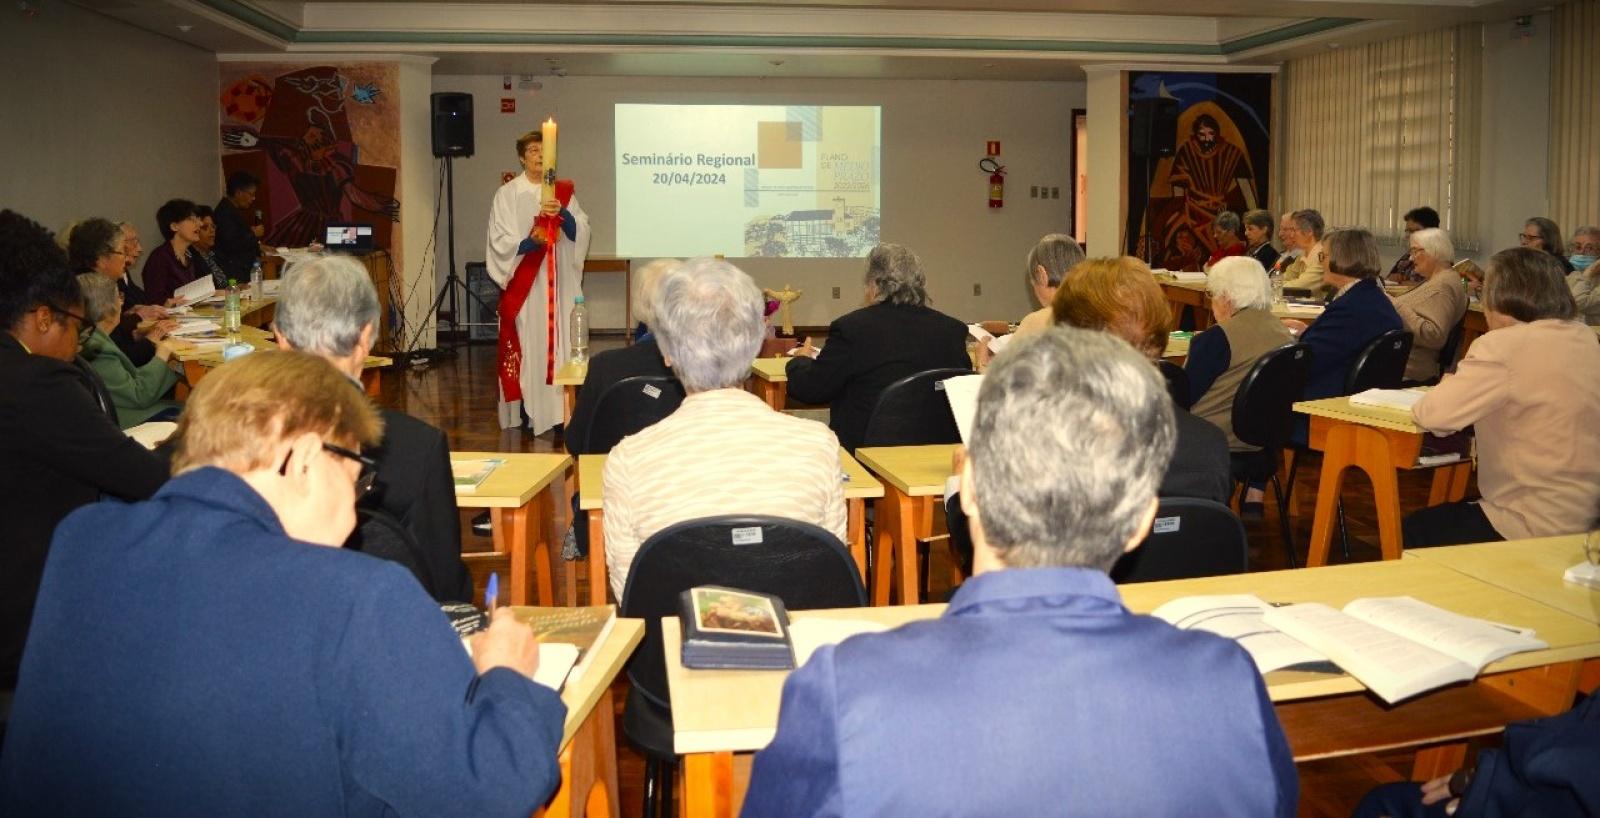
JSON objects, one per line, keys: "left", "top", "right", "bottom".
{"left": 757, "top": 121, "right": 803, "bottom": 169}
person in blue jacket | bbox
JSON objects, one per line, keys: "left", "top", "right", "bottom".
{"left": 1288, "top": 227, "right": 1404, "bottom": 444}
{"left": 1, "top": 349, "right": 567, "bottom": 817}
{"left": 743, "top": 327, "right": 1299, "bottom": 818}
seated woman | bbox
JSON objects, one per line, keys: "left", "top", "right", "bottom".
{"left": 139, "top": 198, "right": 204, "bottom": 307}
{"left": 1012, "top": 233, "right": 1085, "bottom": 338}
{"left": 786, "top": 243, "right": 970, "bottom": 451}
{"left": 74, "top": 273, "right": 180, "bottom": 428}
{"left": 602, "top": 258, "right": 847, "bottom": 600}
{"left": 1402, "top": 248, "right": 1600, "bottom": 547}
{"left": 1288, "top": 228, "right": 1403, "bottom": 443}
{"left": 191, "top": 204, "right": 229, "bottom": 289}
{"left": 1, "top": 350, "right": 567, "bottom": 814}
{"left": 1243, "top": 209, "right": 1279, "bottom": 271}
{"left": 1566, "top": 226, "right": 1600, "bottom": 325}
{"left": 1052, "top": 257, "right": 1231, "bottom": 504}
{"left": 1203, "top": 211, "right": 1247, "bottom": 270}
{"left": 1389, "top": 227, "right": 1468, "bottom": 382}
{"left": 1520, "top": 216, "right": 1574, "bottom": 274}
{"left": 1187, "top": 256, "right": 1294, "bottom": 451}
{"left": 66, "top": 217, "right": 172, "bottom": 366}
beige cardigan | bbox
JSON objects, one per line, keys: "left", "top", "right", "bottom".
{"left": 1391, "top": 271, "right": 1469, "bottom": 382}
{"left": 1412, "top": 319, "right": 1600, "bottom": 540}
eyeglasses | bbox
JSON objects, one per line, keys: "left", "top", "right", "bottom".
{"left": 53, "top": 308, "right": 94, "bottom": 343}
{"left": 277, "top": 442, "right": 378, "bottom": 495}
{"left": 1518, "top": 233, "right": 1542, "bottom": 245}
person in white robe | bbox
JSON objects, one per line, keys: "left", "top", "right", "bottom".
{"left": 485, "top": 130, "right": 592, "bottom": 432}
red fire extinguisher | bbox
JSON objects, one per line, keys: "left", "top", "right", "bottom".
{"left": 980, "top": 157, "right": 1005, "bottom": 208}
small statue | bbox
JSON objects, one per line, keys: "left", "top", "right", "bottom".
{"left": 763, "top": 284, "right": 802, "bottom": 336}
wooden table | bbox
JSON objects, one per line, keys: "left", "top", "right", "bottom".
{"left": 168, "top": 325, "right": 390, "bottom": 399}
{"left": 535, "top": 617, "right": 645, "bottom": 818}
{"left": 1403, "top": 535, "right": 1599, "bottom": 625}
{"left": 575, "top": 450, "right": 883, "bottom": 606}
{"left": 554, "top": 357, "right": 794, "bottom": 425}
{"left": 454, "top": 452, "right": 571, "bottom": 607}
{"left": 854, "top": 444, "right": 959, "bottom": 606}
{"left": 664, "top": 558, "right": 1600, "bottom": 817}
{"left": 1158, "top": 279, "right": 1325, "bottom": 331}
{"left": 1292, "top": 396, "right": 1473, "bottom": 566}
{"left": 261, "top": 251, "right": 398, "bottom": 351}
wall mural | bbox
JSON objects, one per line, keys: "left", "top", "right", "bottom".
{"left": 218, "top": 63, "right": 401, "bottom": 253}
{"left": 1125, "top": 71, "right": 1273, "bottom": 271}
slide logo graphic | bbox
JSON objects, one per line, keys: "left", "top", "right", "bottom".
{"left": 615, "top": 104, "right": 881, "bottom": 258}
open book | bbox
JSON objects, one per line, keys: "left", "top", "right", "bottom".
{"left": 464, "top": 604, "right": 616, "bottom": 692}
{"left": 125, "top": 421, "right": 177, "bottom": 450}
{"left": 174, "top": 275, "right": 220, "bottom": 306}
{"left": 941, "top": 373, "right": 984, "bottom": 444}
{"left": 1154, "top": 595, "right": 1546, "bottom": 703}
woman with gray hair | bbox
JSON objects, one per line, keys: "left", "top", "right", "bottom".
{"left": 1566, "top": 226, "right": 1600, "bottom": 325}
{"left": 787, "top": 242, "right": 970, "bottom": 451}
{"left": 1204, "top": 211, "right": 1247, "bottom": 270}
{"left": 1186, "top": 256, "right": 1293, "bottom": 451}
{"left": 1013, "top": 233, "right": 1085, "bottom": 338}
{"left": 74, "top": 272, "right": 180, "bottom": 428}
{"left": 1389, "top": 227, "right": 1468, "bottom": 382}
{"left": 1404, "top": 247, "right": 1600, "bottom": 546}
{"left": 600, "top": 258, "right": 847, "bottom": 600}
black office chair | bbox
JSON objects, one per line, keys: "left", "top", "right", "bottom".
{"left": 1286, "top": 329, "right": 1414, "bottom": 560}
{"left": 857, "top": 367, "right": 972, "bottom": 448}
{"left": 1111, "top": 498, "right": 1248, "bottom": 583}
{"left": 582, "top": 375, "right": 686, "bottom": 454}
{"left": 1228, "top": 343, "right": 1312, "bottom": 567}
{"left": 619, "top": 516, "right": 867, "bottom": 818}
{"left": 1158, "top": 359, "right": 1193, "bottom": 410}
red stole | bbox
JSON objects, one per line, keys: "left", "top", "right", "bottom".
{"left": 498, "top": 179, "right": 574, "bottom": 403}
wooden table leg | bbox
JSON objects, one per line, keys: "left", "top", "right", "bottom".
{"left": 1426, "top": 462, "right": 1473, "bottom": 506}
{"left": 496, "top": 494, "right": 554, "bottom": 606}
{"left": 680, "top": 751, "right": 736, "bottom": 818}
{"left": 362, "top": 368, "right": 381, "bottom": 397}
{"left": 538, "top": 686, "right": 621, "bottom": 818}
{"left": 870, "top": 495, "right": 898, "bottom": 606}
{"left": 587, "top": 509, "right": 609, "bottom": 606}
{"left": 562, "top": 469, "right": 578, "bottom": 607}
{"left": 895, "top": 494, "right": 929, "bottom": 606}
{"left": 563, "top": 385, "right": 579, "bottom": 426}
{"left": 752, "top": 380, "right": 784, "bottom": 411}
{"left": 1305, "top": 424, "right": 1404, "bottom": 566}
{"left": 846, "top": 498, "right": 866, "bottom": 583}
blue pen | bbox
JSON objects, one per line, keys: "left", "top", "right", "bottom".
{"left": 485, "top": 572, "right": 499, "bottom": 614}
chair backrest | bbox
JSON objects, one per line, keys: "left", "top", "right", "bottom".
{"left": 1158, "top": 359, "right": 1192, "bottom": 409}
{"left": 1230, "top": 342, "right": 1313, "bottom": 453}
{"left": 619, "top": 515, "right": 867, "bottom": 708}
{"left": 582, "top": 375, "right": 686, "bottom": 454}
{"left": 1111, "top": 498, "right": 1249, "bottom": 583}
{"left": 859, "top": 367, "right": 972, "bottom": 448}
{"left": 1435, "top": 319, "right": 1466, "bottom": 378}
{"left": 348, "top": 507, "right": 440, "bottom": 598}
{"left": 1343, "top": 329, "right": 1414, "bottom": 394}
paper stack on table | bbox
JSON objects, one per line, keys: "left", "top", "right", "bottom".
{"left": 1169, "top": 271, "right": 1208, "bottom": 283}
{"left": 168, "top": 318, "right": 222, "bottom": 337}
{"left": 1349, "top": 388, "right": 1426, "bottom": 411}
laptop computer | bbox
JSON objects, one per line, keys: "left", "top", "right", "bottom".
{"left": 324, "top": 222, "right": 375, "bottom": 255}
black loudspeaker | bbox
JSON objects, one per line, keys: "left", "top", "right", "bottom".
{"left": 1129, "top": 97, "right": 1180, "bottom": 158}
{"left": 431, "top": 92, "right": 474, "bottom": 158}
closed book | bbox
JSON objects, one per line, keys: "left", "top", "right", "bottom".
{"left": 678, "top": 586, "right": 794, "bottom": 670}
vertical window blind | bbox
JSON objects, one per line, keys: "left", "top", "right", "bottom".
{"left": 1276, "top": 25, "right": 1482, "bottom": 247}
{"left": 1551, "top": 0, "right": 1600, "bottom": 238}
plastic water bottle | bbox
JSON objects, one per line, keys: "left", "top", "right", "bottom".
{"left": 249, "top": 260, "right": 264, "bottom": 299}
{"left": 224, "top": 279, "right": 242, "bottom": 343}
{"left": 1269, "top": 267, "right": 1285, "bottom": 305}
{"left": 570, "top": 295, "right": 589, "bottom": 364}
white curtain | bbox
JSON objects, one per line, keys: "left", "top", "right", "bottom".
{"left": 1551, "top": 0, "right": 1600, "bottom": 236}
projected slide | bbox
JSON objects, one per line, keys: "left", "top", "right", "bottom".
{"left": 615, "top": 104, "right": 881, "bottom": 258}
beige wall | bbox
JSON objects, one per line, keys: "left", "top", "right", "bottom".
{"left": 429, "top": 75, "right": 1085, "bottom": 329}
{"left": 0, "top": 2, "right": 217, "bottom": 274}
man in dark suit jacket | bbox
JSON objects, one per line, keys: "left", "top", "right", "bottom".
{"left": 1293, "top": 228, "right": 1404, "bottom": 442}
{"left": 745, "top": 328, "right": 1298, "bottom": 816}
{"left": 0, "top": 210, "right": 168, "bottom": 699}
{"left": 786, "top": 244, "right": 969, "bottom": 451}
{"left": 274, "top": 255, "right": 471, "bottom": 603}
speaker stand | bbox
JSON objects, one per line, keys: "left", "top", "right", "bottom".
{"left": 411, "top": 155, "right": 494, "bottom": 359}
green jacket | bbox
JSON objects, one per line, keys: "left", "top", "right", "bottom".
{"left": 81, "top": 328, "right": 179, "bottom": 428}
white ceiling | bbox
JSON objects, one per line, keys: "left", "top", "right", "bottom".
{"left": 67, "top": 0, "right": 1554, "bottom": 78}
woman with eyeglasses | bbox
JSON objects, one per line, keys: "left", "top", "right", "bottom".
{"left": 1388, "top": 227, "right": 1468, "bottom": 383}
{"left": 0, "top": 210, "right": 166, "bottom": 723}
{"left": 1519, "top": 217, "right": 1574, "bottom": 274}
{"left": 2, "top": 349, "right": 568, "bottom": 815}
{"left": 1566, "top": 225, "right": 1600, "bottom": 326}
{"left": 66, "top": 217, "right": 176, "bottom": 367}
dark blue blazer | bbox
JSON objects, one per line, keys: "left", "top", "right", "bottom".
{"left": 1, "top": 469, "right": 566, "bottom": 817}
{"left": 1299, "top": 277, "right": 1403, "bottom": 403}
{"left": 743, "top": 567, "right": 1298, "bottom": 817}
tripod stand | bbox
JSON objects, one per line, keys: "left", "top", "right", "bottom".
{"left": 413, "top": 155, "right": 496, "bottom": 356}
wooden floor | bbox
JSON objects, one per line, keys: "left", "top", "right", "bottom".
{"left": 377, "top": 338, "right": 1483, "bottom": 818}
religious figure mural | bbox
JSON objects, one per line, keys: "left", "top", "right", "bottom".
{"left": 217, "top": 64, "right": 401, "bottom": 252}
{"left": 1125, "top": 72, "right": 1273, "bottom": 271}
